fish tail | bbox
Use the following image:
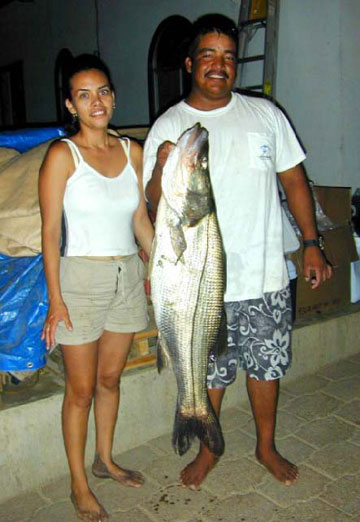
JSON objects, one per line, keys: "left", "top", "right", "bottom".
{"left": 172, "top": 403, "right": 225, "bottom": 457}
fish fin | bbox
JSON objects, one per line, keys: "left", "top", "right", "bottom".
{"left": 172, "top": 401, "right": 225, "bottom": 457}
{"left": 147, "top": 234, "right": 156, "bottom": 279}
{"left": 170, "top": 224, "right": 187, "bottom": 263}
{"left": 210, "top": 306, "right": 228, "bottom": 359}
{"left": 156, "top": 334, "right": 171, "bottom": 374}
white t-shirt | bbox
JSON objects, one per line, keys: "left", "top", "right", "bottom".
{"left": 143, "top": 92, "right": 306, "bottom": 302}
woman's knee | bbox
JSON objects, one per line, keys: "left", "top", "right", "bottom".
{"left": 97, "top": 371, "right": 121, "bottom": 392}
{"left": 65, "top": 384, "right": 95, "bottom": 408}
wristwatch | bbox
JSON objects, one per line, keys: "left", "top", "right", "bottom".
{"left": 303, "top": 236, "right": 325, "bottom": 250}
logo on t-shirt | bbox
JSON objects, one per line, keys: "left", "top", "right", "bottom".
{"left": 247, "top": 132, "right": 273, "bottom": 170}
{"left": 259, "top": 144, "right": 271, "bottom": 160}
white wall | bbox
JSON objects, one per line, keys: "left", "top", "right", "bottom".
{"left": 0, "top": 0, "right": 359, "bottom": 190}
{"left": 98, "top": 0, "right": 239, "bottom": 125}
{"left": 276, "top": 0, "right": 360, "bottom": 189}
{"left": 339, "top": 0, "right": 360, "bottom": 190}
{"left": 0, "top": 0, "right": 98, "bottom": 123}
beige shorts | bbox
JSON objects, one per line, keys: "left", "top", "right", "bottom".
{"left": 55, "top": 254, "right": 148, "bottom": 345}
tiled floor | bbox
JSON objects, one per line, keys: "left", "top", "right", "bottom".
{"left": 1, "top": 352, "right": 360, "bottom": 521}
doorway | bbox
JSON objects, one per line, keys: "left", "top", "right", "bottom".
{"left": 148, "top": 15, "right": 193, "bottom": 123}
{"left": 0, "top": 61, "right": 26, "bottom": 128}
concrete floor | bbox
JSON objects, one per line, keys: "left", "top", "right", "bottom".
{"left": 1, "top": 352, "right": 359, "bottom": 522}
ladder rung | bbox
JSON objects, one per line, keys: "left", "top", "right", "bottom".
{"left": 239, "top": 17, "right": 266, "bottom": 28}
{"left": 238, "top": 54, "right": 265, "bottom": 64}
{"left": 236, "top": 0, "right": 279, "bottom": 98}
{"left": 242, "top": 85, "right": 264, "bottom": 91}
{"left": 134, "top": 328, "right": 158, "bottom": 341}
{"left": 125, "top": 353, "right": 156, "bottom": 370}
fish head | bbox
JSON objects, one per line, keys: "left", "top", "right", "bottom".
{"left": 162, "top": 123, "right": 213, "bottom": 225}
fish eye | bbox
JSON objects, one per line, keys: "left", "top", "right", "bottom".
{"left": 201, "top": 157, "right": 208, "bottom": 169}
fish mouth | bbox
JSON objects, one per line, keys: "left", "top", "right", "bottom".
{"left": 175, "top": 124, "right": 209, "bottom": 177}
{"left": 162, "top": 123, "right": 211, "bottom": 224}
{"left": 180, "top": 123, "right": 208, "bottom": 159}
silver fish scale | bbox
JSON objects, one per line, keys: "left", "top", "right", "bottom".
{"left": 153, "top": 208, "right": 223, "bottom": 406}
{"left": 150, "top": 124, "right": 225, "bottom": 456}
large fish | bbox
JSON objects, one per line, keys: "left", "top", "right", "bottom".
{"left": 150, "top": 123, "right": 225, "bottom": 457}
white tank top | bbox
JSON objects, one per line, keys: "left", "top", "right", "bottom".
{"left": 60, "top": 137, "right": 140, "bottom": 256}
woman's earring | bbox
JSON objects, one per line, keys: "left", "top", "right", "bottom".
{"left": 72, "top": 112, "right": 78, "bottom": 124}
{"left": 112, "top": 103, "right": 116, "bottom": 110}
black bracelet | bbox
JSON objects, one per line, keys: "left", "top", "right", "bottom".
{"left": 303, "top": 237, "right": 324, "bottom": 250}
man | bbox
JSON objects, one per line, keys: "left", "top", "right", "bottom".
{"left": 143, "top": 14, "right": 332, "bottom": 490}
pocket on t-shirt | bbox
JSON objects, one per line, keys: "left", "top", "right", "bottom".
{"left": 247, "top": 132, "right": 274, "bottom": 170}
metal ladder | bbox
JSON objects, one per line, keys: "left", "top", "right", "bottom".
{"left": 236, "top": 0, "right": 280, "bottom": 99}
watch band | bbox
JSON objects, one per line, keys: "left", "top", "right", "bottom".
{"left": 303, "top": 237, "right": 324, "bottom": 250}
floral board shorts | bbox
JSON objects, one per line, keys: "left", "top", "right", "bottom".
{"left": 207, "top": 285, "right": 292, "bottom": 386}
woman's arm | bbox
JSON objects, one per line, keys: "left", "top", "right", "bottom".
{"left": 38, "top": 141, "right": 73, "bottom": 349}
{"left": 130, "top": 140, "right": 154, "bottom": 257}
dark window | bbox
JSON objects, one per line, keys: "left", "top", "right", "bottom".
{"left": 54, "top": 48, "right": 73, "bottom": 124}
{"left": 148, "top": 15, "right": 192, "bottom": 123}
{"left": 0, "top": 61, "right": 26, "bottom": 128}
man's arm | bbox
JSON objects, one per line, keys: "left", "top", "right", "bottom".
{"left": 145, "top": 141, "right": 174, "bottom": 213}
{"left": 278, "top": 164, "right": 332, "bottom": 289}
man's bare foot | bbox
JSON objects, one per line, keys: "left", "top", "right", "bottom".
{"left": 180, "top": 447, "right": 218, "bottom": 490}
{"left": 256, "top": 447, "right": 298, "bottom": 486}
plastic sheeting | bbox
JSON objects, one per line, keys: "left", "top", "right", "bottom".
{"left": 0, "top": 253, "right": 48, "bottom": 371}
{"left": 0, "top": 127, "right": 64, "bottom": 153}
{"left": 0, "top": 139, "right": 53, "bottom": 257}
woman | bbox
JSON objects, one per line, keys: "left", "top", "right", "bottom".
{"left": 39, "top": 54, "right": 154, "bottom": 522}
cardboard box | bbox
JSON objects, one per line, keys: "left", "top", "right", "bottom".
{"left": 291, "top": 226, "right": 358, "bottom": 318}
{"left": 289, "top": 186, "right": 358, "bottom": 319}
{"left": 313, "top": 185, "right": 352, "bottom": 225}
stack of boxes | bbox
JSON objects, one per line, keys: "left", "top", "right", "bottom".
{"left": 289, "top": 185, "right": 358, "bottom": 319}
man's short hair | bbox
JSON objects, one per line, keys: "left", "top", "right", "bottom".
{"left": 187, "top": 14, "right": 239, "bottom": 58}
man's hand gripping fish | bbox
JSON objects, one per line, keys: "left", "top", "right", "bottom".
{"left": 150, "top": 123, "right": 225, "bottom": 457}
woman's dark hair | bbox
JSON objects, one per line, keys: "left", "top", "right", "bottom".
{"left": 187, "top": 14, "right": 239, "bottom": 58}
{"left": 64, "top": 53, "right": 114, "bottom": 135}
{"left": 64, "top": 53, "right": 114, "bottom": 100}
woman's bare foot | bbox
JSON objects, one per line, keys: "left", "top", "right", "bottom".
{"left": 103, "top": 461, "right": 144, "bottom": 487}
{"left": 71, "top": 487, "right": 108, "bottom": 522}
{"left": 180, "top": 446, "right": 218, "bottom": 490}
{"left": 256, "top": 446, "right": 299, "bottom": 486}
{"left": 92, "top": 453, "right": 144, "bottom": 487}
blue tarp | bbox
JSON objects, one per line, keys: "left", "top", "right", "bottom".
{"left": 0, "top": 253, "right": 48, "bottom": 371}
{"left": 0, "top": 127, "right": 64, "bottom": 153}
{"left": 0, "top": 129, "right": 57, "bottom": 371}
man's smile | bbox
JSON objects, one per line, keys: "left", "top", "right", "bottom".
{"left": 205, "top": 70, "right": 229, "bottom": 79}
